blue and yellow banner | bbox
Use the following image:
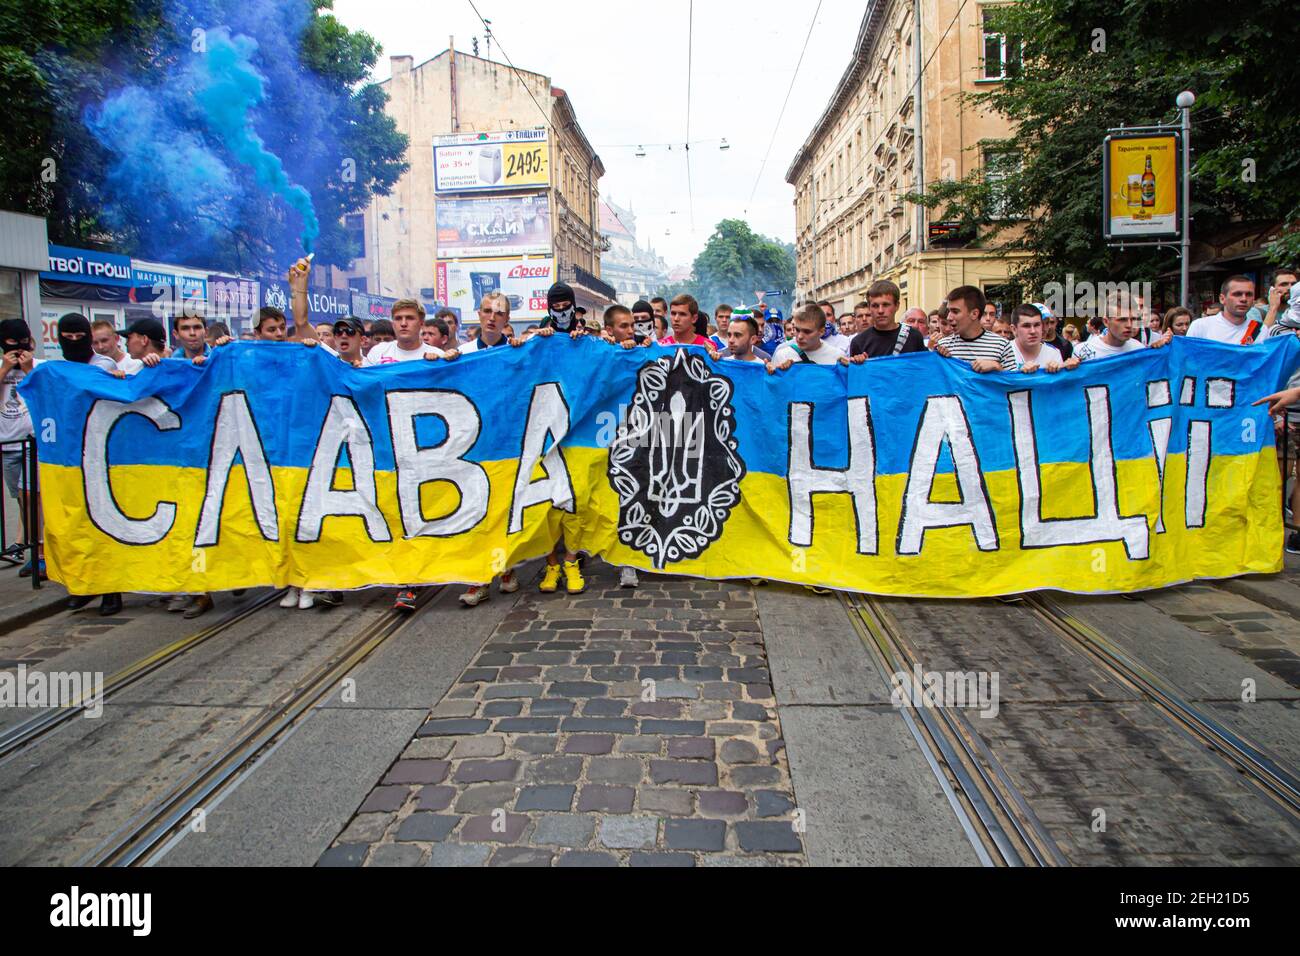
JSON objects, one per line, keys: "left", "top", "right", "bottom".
{"left": 18, "top": 335, "right": 1299, "bottom": 597}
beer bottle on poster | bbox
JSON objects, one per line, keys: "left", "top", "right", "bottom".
{"left": 1141, "top": 155, "right": 1156, "bottom": 208}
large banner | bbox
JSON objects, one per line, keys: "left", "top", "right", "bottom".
{"left": 18, "top": 336, "right": 1297, "bottom": 597}
{"left": 433, "top": 128, "right": 549, "bottom": 194}
{"left": 435, "top": 257, "right": 553, "bottom": 321}
{"left": 436, "top": 195, "right": 552, "bottom": 259}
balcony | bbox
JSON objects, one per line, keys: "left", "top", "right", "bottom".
{"left": 563, "top": 264, "right": 618, "bottom": 303}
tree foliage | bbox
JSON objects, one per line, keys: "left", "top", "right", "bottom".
{"left": 906, "top": 0, "right": 1300, "bottom": 294}
{"left": 659, "top": 219, "right": 796, "bottom": 311}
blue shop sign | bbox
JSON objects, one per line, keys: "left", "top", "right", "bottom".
{"left": 43, "top": 244, "right": 133, "bottom": 286}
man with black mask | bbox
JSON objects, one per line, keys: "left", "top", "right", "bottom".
{"left": 529, "top": 281, "right": 586, "bottom": 338}
{"left": 631, "top": 300, "right": 657, "bottom": 343}
{"left": 58, "top": 313, "right": 116, "bottom": 371}
{"left": 0, "top": 319, "right": 43, "bottom": 579}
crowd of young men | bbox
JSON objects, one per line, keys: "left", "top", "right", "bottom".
{"left": 5, "top": 260, "right": 1300, "bottom": 618}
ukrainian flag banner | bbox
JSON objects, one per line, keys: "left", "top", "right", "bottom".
{"left": 18, "top": 335, "right": 1299, "bottom": 597}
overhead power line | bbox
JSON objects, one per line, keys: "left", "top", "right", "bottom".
{"left": 685, "top": 0, "right": 696, "bottom": 232}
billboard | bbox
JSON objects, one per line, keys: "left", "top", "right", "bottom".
{"left": 1103, "top": 132, "right": 1181, "bottom": 239}
{"left": 436, "top": 195, "right": 552, "bottom": 259}
{"left": 436, "top": 257, "right": 554, "bottom": 321}
{"left": 433, "top": 128, "right": 550, "bottom": 194}
{"left": 350, "top": 292, "right": 397, "bottom": 322}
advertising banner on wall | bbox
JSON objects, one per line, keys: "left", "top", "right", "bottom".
{"left": 43, "top": 245, "right": 133, "bottom": 286}
{"left": 433, "top": 128, "right": 550, "bottom": 194}
{"left": 1102, "top": 132, "right": 1181, "bottom": 240}
{"left": 436, "top": 195, "right": 553, "bottom": 259}
{"left": 350, "top": 292, "right": 398, "bottom": 322}
{"left": 435, "top": 257, "right": 554, "bottom": 321}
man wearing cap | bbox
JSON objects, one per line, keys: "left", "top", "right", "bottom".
{"left": 331, "top": 316, "right": 366, "bottom": 366}
{"left": 122, "top": 317, "right": 168, "bottom": 370}
{"left": 1037, "top": 304, "right": 1074, "bottom": 361}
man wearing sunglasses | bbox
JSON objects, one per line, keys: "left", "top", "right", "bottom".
{"left": 331, "top": 316, "right": 366, "bottom": 366}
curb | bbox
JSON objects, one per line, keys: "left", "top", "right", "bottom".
{"left": 0, "top": 584, "right": 68, "bottom": 637}
{"left": 1215, "top": 574, "right": 1300, "bottom": 621}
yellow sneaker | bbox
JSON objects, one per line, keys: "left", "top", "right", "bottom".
{"left": 563, "top": 559, "right": 586, "bottom": 594}
{"left": 539, "top": 562, "right": 562, "bottom": 592}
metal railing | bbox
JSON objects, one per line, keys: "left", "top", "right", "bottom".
{"left": 0, "top": 436, "right": 41, "bottom": 588}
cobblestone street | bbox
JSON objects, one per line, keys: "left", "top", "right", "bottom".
{"left": 321, "top": 565, "right": 805, "bottom": 867}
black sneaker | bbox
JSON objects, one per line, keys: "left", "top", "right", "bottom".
{"left": 1287, "top": 531, "right": 1300, "bottom": 555}
{"left": 393, "top": 589, "right": 420, "bottom": 612}
{"left": 316, "top": 591, "right": 343, "bottom": 607}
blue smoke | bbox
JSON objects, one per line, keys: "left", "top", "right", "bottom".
{"left": 84, "top": 0, "right": 336, "bottom": 267}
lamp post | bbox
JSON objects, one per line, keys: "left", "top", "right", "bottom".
{"left": 1176, "top": 90, "right": 1195, "bottom": 309}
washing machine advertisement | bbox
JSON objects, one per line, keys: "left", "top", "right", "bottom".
{"left": 433, "top": 128, "right": 550, "bottom": 194}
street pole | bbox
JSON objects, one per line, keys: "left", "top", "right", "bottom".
{"left": 1177, "top": 90, "right": 1194, "bottom": 308}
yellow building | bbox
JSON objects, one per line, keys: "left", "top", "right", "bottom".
{"left": 786, "top": 0, "right": 1028, "bottom": 316}
{"left": 343, "top": 47, "right": 613, "bottom": 323}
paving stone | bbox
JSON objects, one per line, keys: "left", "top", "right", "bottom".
{"left": 701, "top": 682, "right": 743, "bottom": 700}
{"left": 528, "top": 755, "right": 584, "bottom": 784}
{"left": 561, "top": 717, "right": 638, "bottom": 733}
{"left": 650, "top": 760, "right": 718, "bottom": 786}
{"left": 460, "top": 813, "right": 530, "bottom": 843}
{"left": 729, "top": 765, "right": 781, "bottom": 787}
{"left": 396, "top": 813, "right": 459, "bottom": 843}
{"left": 720, "top": 739, "right": 761, "bottom": 765}
{"left": 599, "top": 815, "right": 659, "bottom": 849}
{"left": 667, "top": 737, "right": 715, "bottom": 760}
{"left": 418, "top": 718, "right": 492, "bottom": 737}
{"left": 402, "top": 738, "right": 455, "bottom": 760}
{"left": 529, "top": 699, "right": 577, "bottom": 716}
{"left": 358, "top": 785, "right": 409, "bottom": 813}
{"left": 687, "top": 701, "right": 728, "bottom": 721}
{"left": 735, "top": 821, "right": 802, "bottom": 853}
{"left": 483, "top": 683, "right": 544, "bottom": 699}
{"left": 452, "top": 736, "right": 505, "bottom": 759}
{"left": 459, "top": 667, "right": 498, "bottom": 683}
{"left": 516, "top": 785, "right": 576, "bottom": 812}
{"left": 629, "top": 852, "right": 696, "bottom": 867}
{"left": 619, "top": 735, "right": 663, "bottom": 754}
{"left": 664, "top": 818, "right": 726, "bottom": 851}
{"left": 577, "top": 651, "right": 616, "bottom": 664}
{"left": 582, "top": 698, "right": 628, "bottom": 717}
{"left": 481, "top": 701, "right": 524, "bottom": 718}
{"left": 639, "top": 788, "right": 694, "bottom": 815}
{"left": 494, "top": 717, "right": 561, "bottom": 734}
{"left": 708, "top": 722, "right": 750, "bottom": 736}
{"left": 429, "top": 700, "right": 480, "bottom": 718}
{"left": 640, "top": 719, "right": 706, "bottom": 736}
{"left": 564, "top": 733, "right": 615, "bottom": 755}
{"left": 416, "top": 786, "right": 456, "bottom": 812}
{"left": 317, "top": 844, "right": 367, "bottom": 867}
{"left": 640, "top": 666, "right": 679, "bottom": 680}
{"left": 427, "top": 843, "right": 492, "bottom": 867}
{"left": 630, "top": 701, "right": 683, "bottom": 718}
{"left": 544, "top": 665, "right": 589, "bottom": 681}
{"left": 556, "top": 851, "right": 619, "bottom": 867}
{"left": 531, "top": 813, "right": 598, "bottom": 848}
{"left": 587, "top": 757, "right": 644, "bottom": 785}
{"left": 368, "top": 844, "right": 426, "bottom": 867}
{"left": 489, "top": 846, "right": 554, "bottom": 867}
{"left": 732, "top": 702, "right": 770, "bottom": 721}
{"left": 766, "top": 738, "right": 786, "bottom": 761}
{"left": 697, "top": 790, "right": 749, "bottom": 816}
{"left": 755, "top": 790, "right": 796, "bottom": 818}
{"left": 338, "top": 813, "right": 393, "bottom": 843}
{"left": 453, "top": 759, "right": 520, "bottom": 784}
{"left": 454, "top": 783, "right": 519, "bottom": 814}
{"left": 515, "top": 735, "right": 558, "bottom": 754}
{"left": 499, "top": 666, "right": 543, "bottom": 680}
{"left": 577, "top": 784, "right": 636, "bottom": 813}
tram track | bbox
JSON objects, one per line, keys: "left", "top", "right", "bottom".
{"left": 78, "top": 586, "right": 442, "bottom": 867}
{"left": 0, "top": 589, "right": 286, "bottom": 766}
{"left": 841, "top": 592, "right": 1069, "bottom": 867}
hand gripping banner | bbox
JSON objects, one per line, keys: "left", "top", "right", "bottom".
{"left": 18, "top": 335, "right": 1299, "bottom": 597}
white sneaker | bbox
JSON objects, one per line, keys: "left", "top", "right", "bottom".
{"left": 619, "top": 567, "right": 639, "bottom": 588}
{"left": 460, "top": 585, "right": 490, "bottom": 607}
{"left": 498, "top": 571, "right": 519, "bottom": 593}
{"left": 279, "top": 587, "right": 300, "bottom": 608}
{"left": 298, "top": 590, "right": 315, "bottom": 609}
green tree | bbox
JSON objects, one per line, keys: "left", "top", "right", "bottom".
{"left": 906, "top": 0, "right": 1300, "bottom": 295}
{"left": 662, "top": 219, "right": 795, "bottom": 311}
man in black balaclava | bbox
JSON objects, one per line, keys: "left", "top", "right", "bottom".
{"left": 0, "top": 318, "right": 33, "bottom": 355}
{"left": 536, "top": 281, "right": 583, "bottom": 335}
{"left": 631, "top": 300, "right": 656, "bottom": 343}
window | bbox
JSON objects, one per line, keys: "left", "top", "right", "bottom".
{"left": 0, "top": 269, "right": 22, "bottom": 322}
{"left": 345, "top": 213, "right": 366, "bottom": 258}
{"left": 982, "top": 8, "right": 1022, "bottom": 79}
{"left": 983, "top": 149, "right": 1022, "bottom": 219}
{"left": 348, "top": 277, "right": 367, "bottom": 292}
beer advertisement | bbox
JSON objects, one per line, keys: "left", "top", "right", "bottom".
{"left": 435, "top": 195, "right": 552, "bottom": 259}
{"left": 1102, "top": 132, "right": 1180, "bottom": 239}
{"left": 433, "top": 128, "right": 550, "bottom": 194}
{"left": 435, "top": 256, "right": 554, "bottom": 321}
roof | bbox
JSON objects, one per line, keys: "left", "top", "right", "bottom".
{"left": 600, "top": 201, "right": 633, "bottom": 237}
{"left": 784, "top": 1, "right": 888, "bottom": 184}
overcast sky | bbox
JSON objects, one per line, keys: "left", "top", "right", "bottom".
{"left": 331, "top": 0, "right": 864, "bottom": 269}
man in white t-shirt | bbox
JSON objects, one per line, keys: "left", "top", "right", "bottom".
{"left": 1187, "top": 275, "right": 1262, "bottom": 344}
{"left": 723, "top": 315, "right": 767, "bottom": 363}
{"left": 1076, "top": 292, "right": 1171, "bottom": 361}
{"left": 457, "top": 292, "right": 520, "bottom": 355}
{"left": 363, "top": 299, "right": 448, "bottom": 365}
{"left": 1009, "top": 304, "right": 1078, "bottom": 372}
{"left": 769, "top": 305, "right": 847, "bottom": 371}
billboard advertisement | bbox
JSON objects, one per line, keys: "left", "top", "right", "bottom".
{"left": 436, "top": 195, "right": 552, "bottom": 259}
{"left": 436, "top": 257, "right": 554, "bottom": 321}
{"left": 1102, "top": 132, "right": 1180, "bottom": 239}
{"left": 350, "top": 292, "right": 397, "bottom": 322}
{"left": 433, "top": 128, "right": 550, "bottom": 194}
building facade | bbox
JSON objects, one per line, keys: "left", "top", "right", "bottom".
{"left": 786, "top": 0, "right": 1028, "bottom": 316}
{"left": 343, "top": 48, "right": 612, "bottom": 326}
{"left": 599, "top": 200, "right": 670, "bottom": 305}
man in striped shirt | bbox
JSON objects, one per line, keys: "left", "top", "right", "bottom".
{"left": 935, "top": 286, "right": 1017, "bottom": 372}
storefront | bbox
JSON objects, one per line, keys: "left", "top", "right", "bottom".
{"left": 0, "top": 211, "right": 49, "bottom": 356}
{"left": 40, "top": 243, "right": 137, "bottom": 357}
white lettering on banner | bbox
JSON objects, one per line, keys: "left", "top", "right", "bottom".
{"left": 787, "top": 398, "right": 878, "bottom": 554}
{"left": 509, "top": 383, "right": 576, "bottom": 534}
{"left": 897, "top": 395, "right": 998, "bottom": 555}
{"left": 83, "top": 397, "right": 180, "bottom": 545}
{"left": 1186, "top": 420, "right": 1211, "bottom": 528}
{"left": 195, "top": 392, "right": 279, "bottom": 546}
{"left": 1147, "top": 419, "right": 1172, "bottom": 535}
{"left": 386, "top": 390, "right": 489, "bottom": 537}
{"left": 297, "top": 396, "right": 392, "bottom": 543}
{"left": 1009, "top": 388, "right": 1149, "bottom": 559}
